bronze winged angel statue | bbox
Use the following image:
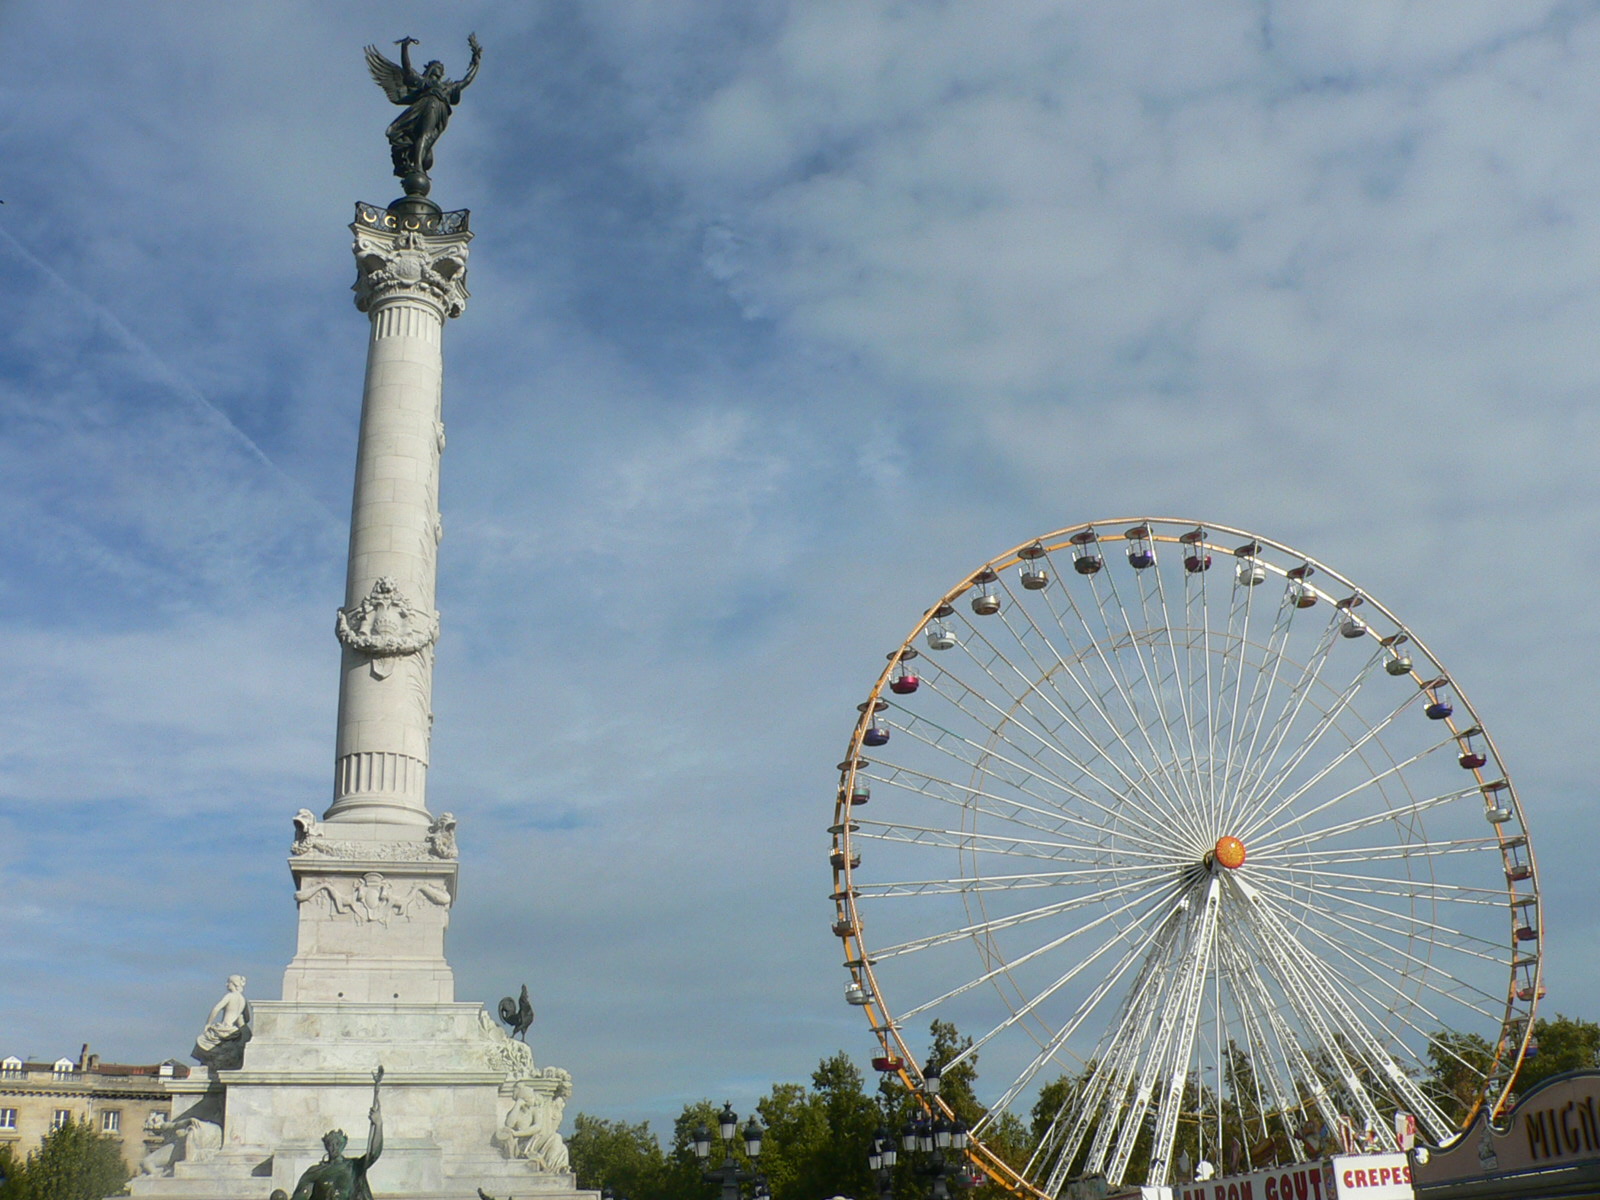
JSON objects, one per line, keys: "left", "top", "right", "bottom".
{"left": 365, "top": 35, "right": 482, "bottom": 197}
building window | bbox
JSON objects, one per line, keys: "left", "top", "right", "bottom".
{"left": 0, "top": 1056, "right": 20, "bottom": 1079}
{"left": 51, "top": 1110, "right": 71, "bottom": 1130}
{"left": 0, "top": 1109, "right": 16, "bottom": 1129}
{"left": 101, "top": 1110, "right": 121, "bottom": 1133}
{"left": 51, "top": 1057, "right": 74, "bottom": 1078}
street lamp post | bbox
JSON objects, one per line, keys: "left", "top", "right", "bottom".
{"left": 693, "top": 1102, "right": 767, "bottom": 1200}
{"left": 869, "top": 1060, "right": 976, "bottom": 1200}
{"left": 869, "top": 1125, "right": 899, "bottom": 1198}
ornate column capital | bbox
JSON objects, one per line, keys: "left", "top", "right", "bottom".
{"left": 351, "top": 215, "right": 472, "bottom": 318}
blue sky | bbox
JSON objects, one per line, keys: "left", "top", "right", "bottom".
{"left": 2, "top": 0, "right": 1599, "bottom": 1139}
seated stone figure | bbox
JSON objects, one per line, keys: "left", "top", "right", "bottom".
{"left": 193, "top": 974, "right": 252, "bottom": 1069}
{"left": 491, "top": 1073, "right": 571, "bottom": 1171}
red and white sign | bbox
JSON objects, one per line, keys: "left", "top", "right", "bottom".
{"left": 1393, "top": 1112, "right": 1416, "bottom": 1153}
{"left": 1166, "top": 1156, "right": 1412, "bottom": 1200}
{"left": 1172, "top": 1160, "right": 1337, "bottom": 1200}
{"left": 1331, "top": 1154, "right": 1413, "bottom": 1200}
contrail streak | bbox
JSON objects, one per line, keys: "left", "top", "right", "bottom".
{"left": 0, "top": 224, "right": 339, "bottom": 527}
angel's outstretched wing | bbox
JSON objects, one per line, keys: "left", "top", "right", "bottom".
{"left": 364, "top": 45, "right": 410, "bottom": 104}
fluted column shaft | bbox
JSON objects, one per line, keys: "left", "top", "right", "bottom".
{"left": 325, "top": 209, "right": 471, "bottom": 828}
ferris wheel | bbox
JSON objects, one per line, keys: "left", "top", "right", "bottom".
{"left": 829, "top": 519, "right": 1542, "bottom": 1196}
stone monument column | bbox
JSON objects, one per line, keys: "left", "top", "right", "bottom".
{"left": 281, "top": 204, "right": 471, "bottom": 1006}
{"left": 326, "top": 204, "right": 471, "bottom": 830}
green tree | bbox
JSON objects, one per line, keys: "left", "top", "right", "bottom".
{"left": 1516, "top": 1014, "right": 1600, "bottom": 1093}
{"left": 1425, "top": 1029, "right": 1495, "bottom": 1124}
{"left": 763, "top": 1053, "right": 880, "bottom": 1200}
{"left": 568, "top": 1113, "right": 669, "bottom": 1199}
{"left": 569, "top": 1026, "right": 1036, "bottom": 1200}
{"left": 0, "top": 1144, "right": 23, "bottom": 1200}
{"left": 0, "top": 1117, "right": 131, "bottom": 1200}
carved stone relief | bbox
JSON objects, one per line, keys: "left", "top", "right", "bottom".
{"left": 476, "top": 1008, "right": 535, "bottom": 1079}
{"left": 336, "top": 577, "right": 439, "bottom": 679}
{"left": 426, "top": 812, "right": 458, "bottom": 859}
{"left": 294, "top": 871, "right": 452, "bottom": 926}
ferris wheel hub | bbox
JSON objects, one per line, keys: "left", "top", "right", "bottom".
{"left": 1212, "top": 835, "right": 1247, "bottom": 870}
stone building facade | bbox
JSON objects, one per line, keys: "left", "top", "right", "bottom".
{"left": 0, "top": 1045, "right": 189, "bottom": 1170}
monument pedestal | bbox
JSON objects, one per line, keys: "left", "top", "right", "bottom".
{"left": 132, "top": 831, "right": 584, "bottom": 1200}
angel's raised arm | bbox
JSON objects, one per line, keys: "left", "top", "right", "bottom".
{"left": 397, "top": 36, "right": 422, "bottom": 85}
{"left": 458, "top": 34, "right": 483, "bottom": 91}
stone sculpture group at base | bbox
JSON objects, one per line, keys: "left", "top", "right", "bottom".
{"left": 491, "top": 1073, "right": 571, "bottom": 1172}
{"left": 139, "top": 1114, "right": 222, "bottom": 1177}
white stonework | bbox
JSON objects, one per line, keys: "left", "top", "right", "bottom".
{"left": 128, "top": 205, "right": 593, "bottom": 1200}
{"left": 329, "top": 219, "right": 468, "bottom": 830}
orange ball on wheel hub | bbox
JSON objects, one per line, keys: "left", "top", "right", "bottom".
{"left": 1214, "top": 835, "right": 1247, "bottom": 870}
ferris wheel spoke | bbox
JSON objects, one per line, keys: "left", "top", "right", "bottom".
{"left": 1070, "top": 554, "right": 1215, "bottom": 821}
{"left": 851, "top": 864, "right": 1171, "bottom": 901}
{"left": 886, "top": 699, "right": 1192, "bottom": 856}
{"left": 863, "top": 757, "right": 1187, "bottom": 861}
{"left": 1035, "top": 905, "right": 1190, "bottom": 1187}
{"left": 1217, "top": 590, "right": 1306, "bottom": 836}
{"left": 990, "top": 916, "right": 1177, "bottom": 1148}
{"left": 890, "top": 875, "right": 1186, "bottom": 1022}
{"left": 1062, "top": 546, "right": 1211, "bottom": 819}
{"left": 950, "top": 890, "right": 1191, "bottom": 1079}
{"left": 853, "top": 816, "right": 1176, "bottom": 867}
{"left": 1266, "top": 837, "right": 1502, "bottom": 865}
{"left": 1254, "top": 863, "right": 1510, "bottom": 905}
{"left": 1128, "top": 537, "right": 1210, "bottom": 814}
{"left": 1246, "top": 885, "right": 1509, "bottom": 1063}
{"left": 948, "top": 620, "right": 1204, "bottom": 845}
{"left": 1215, "top": 938, "right": 1310, "bottom": 1162}
{"left": 914, "top": 667, "right": 1194, "bottom": 849}
{"left": 867, "top": 869, "right": 1176, "bottom": 959}
{"left": 1253, "top": 783, "right": 1490, "bottom": 856}
{"left": 1185, "top": 552, "right": 1221, "bottom": 816}
{"left": 1232, "top": 889, "right": 1392, "bottom": 1139}
{"left": 1106, "top": 875, "right": 1222, "bottom": 1184}
{"left": 1240, "top": 883, "right": 1455, "bottom": 1135}
{"left": 1146, "top": 542, "right": 1213, "bottom": 816}
{"left": 1249, "top": 870, "right": 1514, "bottom": 988}
{"left": 1144, "top": 876, "right": 1225, "bottom": 1184}
{"left": 1252, "top": 880, "right": 1501, "bottom": 1024}
{"left": 1228, "top": 614, "right": 1344, "bottom": 817}
{"left": 1236, "top": 696, "right": 1439, "bottom": 843}
{"left": 1227, "top": 647, "right": 1388, "bottom": 835}
{"left": 1003, "top": 568, "right": 1210, "bottom": 842}
{"left": 1219, "top": 928, "right": 1345, "bottom": 1147}
{"left": 1253, "top": 881, "right": 1506, "bottom": 1038}
{"left": 1082, "top": 919, "right": 1194, "bottom": 1178}
{"left": 1212, "top": 569, "right": 1267, "bottom": 832}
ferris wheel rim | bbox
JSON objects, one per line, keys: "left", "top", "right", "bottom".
{"left": 830, "top": 517, "right": 1542, "bottom": 1198}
